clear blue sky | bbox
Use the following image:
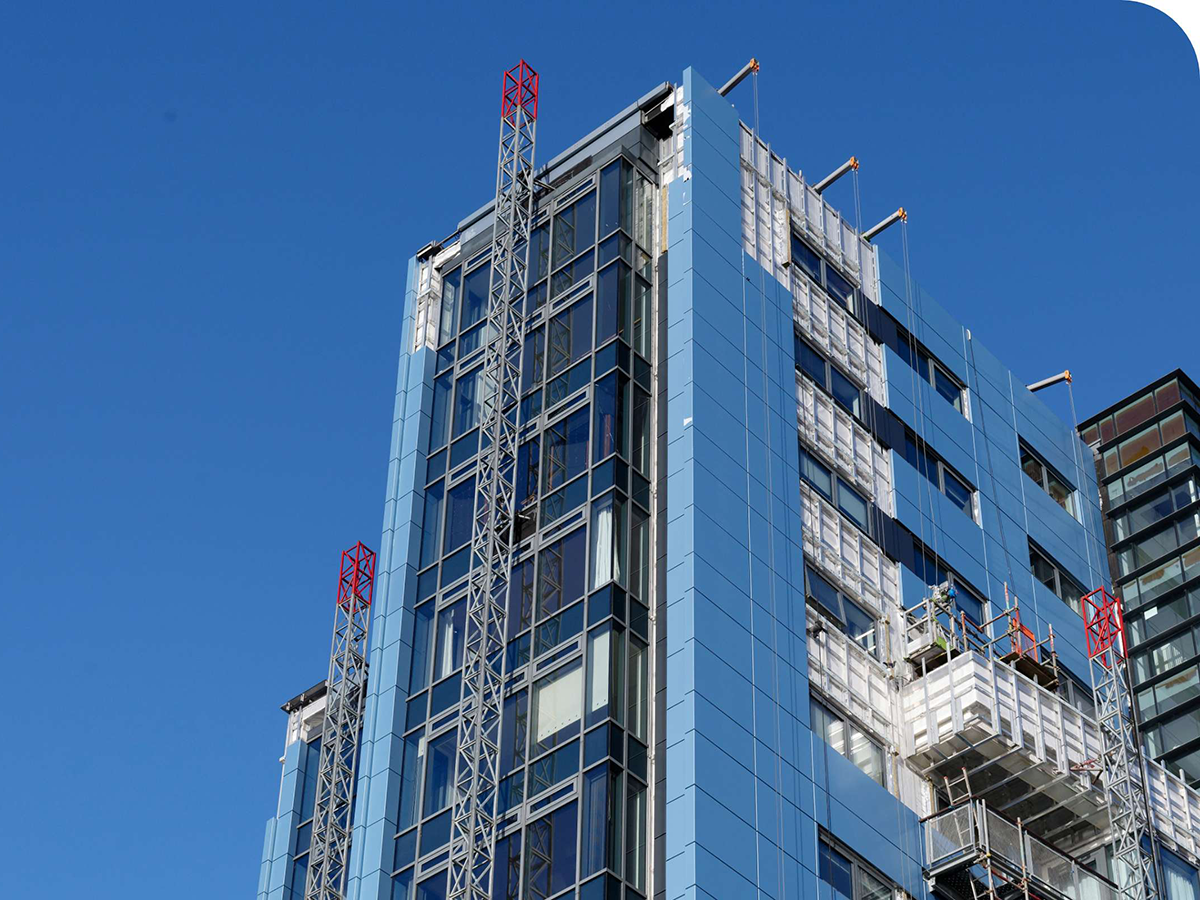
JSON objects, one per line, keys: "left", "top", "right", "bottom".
{"left": 2, "top": 2, "right": 1195, "bottom": 896}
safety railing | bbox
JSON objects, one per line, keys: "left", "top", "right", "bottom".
{"left": 925, "top": 800, "right": 1120, "bottom": 900}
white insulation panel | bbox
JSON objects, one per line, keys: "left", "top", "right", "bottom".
{"left": 796, "top": 371, "right": 894, "bottom": 515}
{"left": 800, "top": 482, "right": 901, "bottom": 620}
{"left": 737, "top": 123, "right": 878, "bottom": 303}
{"left": 792, "top": 272, "right": 886, "bottom": 406}
{"left": 807, "top": 610, "right": 896, "bottom": 745}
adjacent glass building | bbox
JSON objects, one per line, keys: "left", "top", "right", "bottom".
{"left": 1080, "top": 369, "right": 1200, "bottom": 787}
{"left": 259, "top": 67, "right": 1200, "bottom": 900}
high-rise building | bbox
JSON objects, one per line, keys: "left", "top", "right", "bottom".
{"left": 258, "top": 66, "right": 1200, "bottom": 900}
{"left": 1078, "top": 370, "right": 1200, "bottom": 787}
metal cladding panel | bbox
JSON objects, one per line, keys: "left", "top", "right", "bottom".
{"left": 667, "top": 66, "right": 819, "bottom": 900}
{"left": 345, "top": 256, "right": 429, "bottom": 900}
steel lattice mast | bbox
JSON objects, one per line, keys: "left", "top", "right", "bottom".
{"left": 1082, "top": 587, "right": 1159, "bottom": 900}
{"left": 448, "top": 60, "right": 539, "bottom": 900}
{"left": 305, "top": 542, "right": 377, "bottom": 900}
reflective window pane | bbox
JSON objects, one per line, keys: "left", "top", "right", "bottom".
{"left": 422, "top": 729, "right": 457, "bottom": 817}
{"left": 460, "top": 263, "right": 490, "bottom": 332}
{"left": 837, "top": 478, "right": 870, "bottom": 531}
{"left": 538, "top": 527, "right": 587, "bottom": 618}
{"left": 830, "top": 367, "right": 861, "bottom": 417}
{"left": 532, "top": 660, "right": 583, "bottom": 755}
{"left": 552, "top": 193, "right": 596, "bottom": 270}
{"left": 524, "top": 801, "right": 579, "bottom": 900}
{"left": 1114, "top": 393, "right": 1156, "bottom": 436}
{"left": 433, "top": 600, "right": 466, "bottom": 681}
{"left": 933, "top": 365, "right": 962, "bottom": 411}
{"left": 943, "top": 471, "right": 973, "bottom": 516}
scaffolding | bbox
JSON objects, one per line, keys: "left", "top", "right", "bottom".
{"left": 1082, "top": 588, "right": 1159, "bottom": 900}
{"left": 924, "top": 796, "right": 1121, "bottom": 900}
{"left": 305, "top": 542, "right": 377, "bottom": 900}
{"left": 904, "top": 584, "right": 1059, "bottom": 691}
{"left": 448, "top": 60, "right": 539, "bottom": 900}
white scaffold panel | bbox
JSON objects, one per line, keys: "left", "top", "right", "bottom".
{"left": 1146, "top": 758, "right": 1200, "bottom": 863}
{"left": 901, "top": 651, "right": 1200, "bottom": 858}
{"left": 806, "top": 610, "right": 896, "bottom": 744}
{"left": 800, "top": 482, "right": 901, "bottom": 619}
{"left": 737, "top": 122, "right": 867, "bottom": 286}
{"left": 796, "top": 371, "right": 894, "bottom": 515}
{"left": 792, "top": 272, "right": 887, "bottom": 406}
{"left": 901, "top": 651, "right": 1101, "bottom": 784}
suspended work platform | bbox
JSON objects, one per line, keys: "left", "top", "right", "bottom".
{"left": 924, "top": 799, "right": 1120, "bottom": 900}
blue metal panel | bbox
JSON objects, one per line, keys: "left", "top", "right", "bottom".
{"left": 345, "top": 255, "right": 431, "bottom": 900}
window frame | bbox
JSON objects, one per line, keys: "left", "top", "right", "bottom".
{"left": 805, "top": 563, "right": 880, "bottom": 660}
{"left": 789, "top": 232, "right": 862, "bottom": 317}
{"left": 902, "top": 431, "right": 978, "bottom": 523}
{"left": 816, "top": 832, "right": 896, "bottom": 900}
{"left": 800, "top": 444, "right": 873, "bottom": 536}
{"left": 885, "top": 316, "right": 966, "bottom": 416}
{"left": 810, "top": 694, "right": 886, "bottom": 787}
{"left": 795, "top": 332, "right": 864, "bottom": 420}
{"left": 1019, "top": 440, "right": 1078, "bottom": 519}
{"left": 1028, "top": 541, "right": 1087, "bottom": 608}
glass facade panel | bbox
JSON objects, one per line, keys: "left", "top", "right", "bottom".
{"left": 553, "top": 193, "right": 596, "bottom": 271}
{"left": 538, "top": 527, "right": 587, "bottom": 618}
{"left": 422, "top": 729, "right": 457, "bottom": 817}
{"left": 524, "top": 801, "right": 578, "bottom": 900}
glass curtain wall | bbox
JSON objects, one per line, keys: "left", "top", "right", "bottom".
{"left": 395, "top": 154, "right": 657, "bottom": 900}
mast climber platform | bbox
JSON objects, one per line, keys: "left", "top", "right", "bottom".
{"left": 305, "top": 542, "right": 378, "bottom": 900}
{"left": 448, "top": 60, "right": 539, "bottom": 900}
{"left": 911, "top": 583, "right": 1169, "bottom": 900}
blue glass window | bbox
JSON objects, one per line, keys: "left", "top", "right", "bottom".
{"left": 460, "top": 263, "right": 490, "bottom": 332}
{"left": 437, "top": 268, "right": 460, "bottom": 347}
{"left": 596, "top": 261, "right": 629, "bottom": 345}
{"left": 416, "top": 870, "right": 447, "bottom": 900}
{"left": 419, "top": 480, "right": 444, "bottom": 570}
{"left": 543, "top": 407, "right": 589, "bottom": 491}
{"left": 422, "top": 729, "right": 456, "bottom": 817}
{"left": 791, "top": 235, "right": 822, "bottom": 282}
{"left": 433, "top": 600, "right": 465, "bottom": 682}
{"left": 594, "top": 373, "right": 629, "bottom": 463}
{"left": 538, "top": 527, "right": 586, "bottom": 618}
{"left": 429, "top": 372, "right": 453, "bottom": 452}
{"left": 553, "top": 193, "right": 596, "bottom": 270}
{"left": 524, "top": 802, "right": 578, "bottom": 900}
{"left": 452, "top": 367, "right": 483, "bottom": 438}
{"left": 830, "top": 367, "right": 861, "bottom": 417}
{"left": 547, "top": 295, "right": 592, "bottom": 377}
{"left": 443, "top": 477, "right": 475, "bottom": 553}
{"left": 508, "top": 557, "right": 535, "bottom": 638}
{"left": 529, "top": 223, "right": 550, "bottom": 284}
{"left": 409, "top": 601, "right": 434, "bottom": 693}
{"left": 819, "top": 841, "right": 854, "bottom": 900}
{"left": 837, "top": 477, "right": 870, "bottom": 532}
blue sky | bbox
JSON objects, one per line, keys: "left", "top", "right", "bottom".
{"left": 1, "top": 2, "right": 1196, "bottom": 896}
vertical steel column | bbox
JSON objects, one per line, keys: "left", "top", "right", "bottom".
{"left": 448, "top": 60, "right": 539, "bottom": 900}
{"left": 305, "top": 542, "right": 377, "bottom": 900}
{"left": 1082, "top": 587, "right": 1158, "bottom": 900}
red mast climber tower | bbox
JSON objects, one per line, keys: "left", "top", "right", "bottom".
{"left": 1082, "top": 587, "right": 1159, "bottom": 900}
{"left": 305, "top": 542, "right": 377, "bottom": 900}
{"left": 449, "top": 61, "right": 540, "bottom": 900}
